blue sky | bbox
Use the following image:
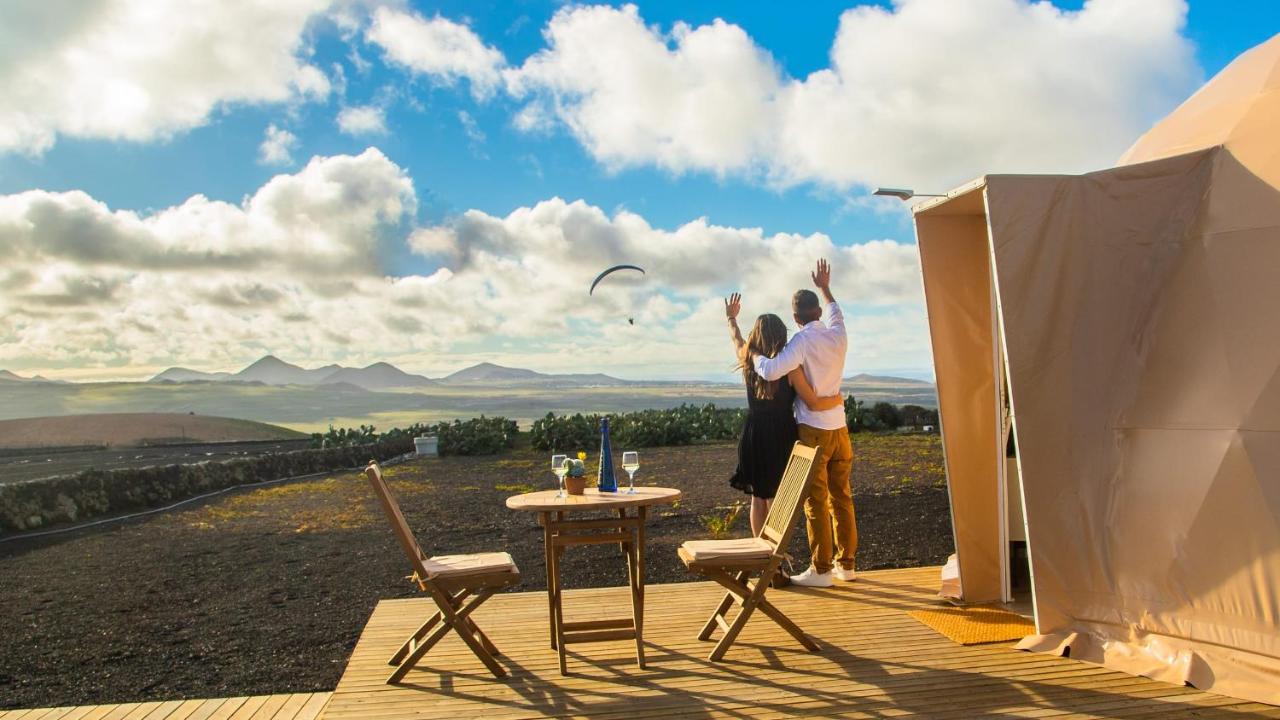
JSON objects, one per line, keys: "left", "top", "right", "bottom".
{"left": 0, "top": 1, "right": 1275, "bottom": 381}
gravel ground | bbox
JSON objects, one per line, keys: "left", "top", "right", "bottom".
{"left": 0, "top": 435, "right": 951, "bottom": 709}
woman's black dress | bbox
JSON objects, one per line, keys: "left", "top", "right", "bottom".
{"left": 729, "top": 380, "right": 799, "bottom": 499}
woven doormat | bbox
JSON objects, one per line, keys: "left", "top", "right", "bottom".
{"left": 906, "top": 604, "right": 1034, "bottom": 645}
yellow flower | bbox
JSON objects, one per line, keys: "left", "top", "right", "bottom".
{"left": 577, "top": 451, "right": 587, "bottom": 460}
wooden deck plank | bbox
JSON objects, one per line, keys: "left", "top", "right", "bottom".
{"left": 284, "top": 695, "right": 329, "bottom": 720}
{"left": 0, "top": 697, "right": 335, "bottom": 720}
{"left": 320, "top": 566, "right": 1275, "bottom": 719}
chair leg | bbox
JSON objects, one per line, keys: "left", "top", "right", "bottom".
{"left": 709, "top": 590, "right": 760, "bottom": 662}
{"left": 698, "top": 572, "right": 746, "bottom": 641}
{"left": 387, "top": 587, "right": 504, "bottom": 683}
{"left": 388, "top": 610, "right": 443, "bottom": 666}
{"left": 467, "top": 617, "right": 500, "bottom": 656}
{"left": 699, "top": 563, "right": 816, "bottom": 661}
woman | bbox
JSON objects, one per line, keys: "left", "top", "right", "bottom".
{"left": 725, "top": 293, "right": 843, "bottom": 536}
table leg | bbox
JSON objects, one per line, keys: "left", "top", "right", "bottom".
{"left": 553, "top": 512, "right": 568, "bottom": 675}
{"left": 635, "top": 505, "right": 647, "bottom": 667}
{"left": 542, "top": 512, "right": 557, "bottom": 650}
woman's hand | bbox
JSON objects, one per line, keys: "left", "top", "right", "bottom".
{"left": 725, "top": 292, "right": 741, "bottom": 320}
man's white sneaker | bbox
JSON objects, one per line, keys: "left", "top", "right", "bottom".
{"left": 834, "top": 566, "right": 857, "bottom": 582}
{"left": 790, "top": 567, "right": 834, "bottom": 588}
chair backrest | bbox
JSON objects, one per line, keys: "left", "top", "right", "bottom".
{"left": 760, "top": 442, "right": 819, "bottom": 553}
{"left": 364, "top": 462, "right": 430, "bottom": 580}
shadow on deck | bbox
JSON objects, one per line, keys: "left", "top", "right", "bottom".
{"left": 320, "top": 566, "right": 1279, "bottom": 719}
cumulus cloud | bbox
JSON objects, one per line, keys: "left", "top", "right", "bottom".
{"left": 0, "top": 0, "right": 336, "bottom": 155}
{"left": 505, "top": 0, "right": 1199, "bottom": 191}
{"left": 337, "top": 104, "right": 388, "bottom": 135}
{"left": 0, "top": 153, "right": 928, "bottom": 378}
{"left": 366, "top": 6, "right": 506, "bottom": 99}
{"left": 259, "top": 124, "right": 299, "bottom": 166}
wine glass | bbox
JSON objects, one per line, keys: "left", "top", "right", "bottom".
{"left": 552, "top": 454, "right": 568, "bottom": 498}
{"left": 622, "top": 451, "right": 640, "bottom": 494}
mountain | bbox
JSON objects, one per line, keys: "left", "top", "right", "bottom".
{"left": 843, "top": 373, "right": 934, "bottom": 387}
{"left": 442, "top": 362, "right": 633, "bottom": 387}
{"left": 319, "top": 362, "right": 436, "bottom": 389}
{"left": 150, "top": 367, "right": 235, "bottom": 383}
{"left": 0, "top": 370, "right": 69, "bottom": 384}
{"left": 233, "top": 355, "right": 339, "bottom": 385}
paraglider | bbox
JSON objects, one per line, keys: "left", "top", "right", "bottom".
{"left": 588, "top": 264, "right": 645, "bottom": 295}
{"left": 589, "top": 264, "right": 646, "bottom": 325}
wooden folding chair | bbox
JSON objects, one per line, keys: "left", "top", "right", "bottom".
{"left": 364, "top": 461, "right": 520, "bottom": 682}
{"left": 677, "top": 442, "right": 821, "bottom": 661}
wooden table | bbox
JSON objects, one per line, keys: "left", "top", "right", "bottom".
{"left": 505, "top": 486, "right": 682, "bottom": 674}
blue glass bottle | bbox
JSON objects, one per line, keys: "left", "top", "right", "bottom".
{"left": 597, "top": 417, "right": 618, "bottom": 492}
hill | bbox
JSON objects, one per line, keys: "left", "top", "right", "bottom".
{"left": 150, "top": 355, "right": 435, "bottom": 390}
{"left": 442, "top": 362, "right": 632, "bottom": 387}
{"left": 319, "top": 362, "right": 436, "bottom": 389}
{"left": 151, "top": 367, "right": 235, "bottom": 383}
{"left": 233, "top": 355, "right": 340, "bottom": 385}
{"left": 844, "top": 373, "right": 934, "bottom": 387}
{"left": 0, "top": 413, "right": 307, "bottom": 449}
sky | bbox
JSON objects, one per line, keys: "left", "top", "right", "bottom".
{"left": 0, "top": 0, "right": 1276, "bottom": 382}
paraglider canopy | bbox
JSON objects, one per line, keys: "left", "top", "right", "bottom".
{"left": 589, "top": 264, "right": 645, "bottom": 295}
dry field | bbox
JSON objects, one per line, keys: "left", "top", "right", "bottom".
{"left": 0, "top": 435, "right": 950, "bottom": 709}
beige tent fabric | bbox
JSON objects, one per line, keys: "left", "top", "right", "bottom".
{"left": 914, "top": 34, "right": 1280, "bottom": 705}
{"left": 981, "top": 148, "right": 1280, "bottom": 703}
{"left": 1121, "top": 33, "right": 1280, "bottom": 188}
{"left": 916, "top": 206, "right": 1003, "bottom": 604}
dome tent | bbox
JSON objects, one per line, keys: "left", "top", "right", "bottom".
{"left": 913, "top": 33, "right": 1280, "bottom": 705}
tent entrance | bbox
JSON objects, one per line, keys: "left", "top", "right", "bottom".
{"left": 916, "top": 182, "right": 1032, "bottom": 608}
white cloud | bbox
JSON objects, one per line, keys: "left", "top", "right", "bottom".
{"left": 0, "top": 154, "right": 928, "bottom": 378}
{"left": 366, "top": 6, "right": 506, "bottom": 99}
{"left": 258, "top": 124, "right": 299, "bottom": 166}
{"left": 505, "top": 0, "right": 1199, "bottom": 191}
{"left": 0, "top": 0, "right": 336, "bottom": 156}
{"left": 337, "top": 104, "right": 388, "bottom": 135}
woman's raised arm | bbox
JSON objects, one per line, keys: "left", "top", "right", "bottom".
{"left": 788, "top": 367, "right": 844, "bottom": 411}
{"left": 725, "top": 293, "right": 746, "bottom": 355}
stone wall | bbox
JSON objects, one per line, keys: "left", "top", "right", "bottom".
{"left": 0, "top": 438, "right": 411, "bottom": 534}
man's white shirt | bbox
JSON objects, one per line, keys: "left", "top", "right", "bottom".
{"left": 753, "top": 301, "right": 847, "bottom": 430}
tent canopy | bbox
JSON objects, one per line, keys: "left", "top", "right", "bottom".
{"left": 913, "top": 33, "right": 1280, "bottom": 706}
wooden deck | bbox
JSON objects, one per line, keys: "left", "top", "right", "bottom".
{"left": 0, "top": 693, "right": 331, "bottom": 720}
{"left": 322, "top": 567, "right": 1280, "bottom": 719}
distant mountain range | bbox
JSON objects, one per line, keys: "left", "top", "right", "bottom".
{"left": 5, "top": 356, "right": 935, "bottom": 395}
{"left": 150, "top": 355, "right": 437, "bottom": 390}
{"left": 0, "top": 369, "right": 69, "bottom": 384}
{"left": 147, "top": 356, "right": 636, "bottom": 391}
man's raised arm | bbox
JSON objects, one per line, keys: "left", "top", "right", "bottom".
{"left": 813, "top": 258, "right": 844, "bottom": 336}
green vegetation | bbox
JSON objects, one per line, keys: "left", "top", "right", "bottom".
{"left": 529, "top": 404, "right": 748, "bottom": 452}
{"left": 845, "top": 396, "right": 939, "bottom": 433}
{"left": 700, "top": 502, "right": 744, "bottom": 538}
{"left": 310, "top": 416, "right": 518, "bottom": 456}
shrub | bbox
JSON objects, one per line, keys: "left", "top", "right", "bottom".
{"left": 312, "top": 418, "right": 516, "bottom": 456}
{"left": 529, "top": 404, "right": 747, "bottom": 452}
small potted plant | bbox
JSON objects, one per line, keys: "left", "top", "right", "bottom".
{"left": 564, "top": 451, "right": 588, "bottom": 495}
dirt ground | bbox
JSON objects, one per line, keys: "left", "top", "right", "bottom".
{"left": 0, "top": 435, "right": 951, "bottom": 709}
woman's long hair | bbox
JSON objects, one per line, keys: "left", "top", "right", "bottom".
{"left": 741, "top": 314, "right": 788, "bottom": 400}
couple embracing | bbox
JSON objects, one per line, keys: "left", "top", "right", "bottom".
{"left": 725, "top": 259, "right": 857, "bottom": 588}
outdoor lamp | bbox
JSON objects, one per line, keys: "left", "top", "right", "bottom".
{"left": 873, "top": 188, "right": 946, "bottom": 201}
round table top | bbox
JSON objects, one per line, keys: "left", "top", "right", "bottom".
{"left": 506, "top": 486, "right": 682, "bottom": 513}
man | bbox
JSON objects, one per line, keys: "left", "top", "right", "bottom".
{"left": 750, "top": 259, "right": 856, "bottom": 587}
